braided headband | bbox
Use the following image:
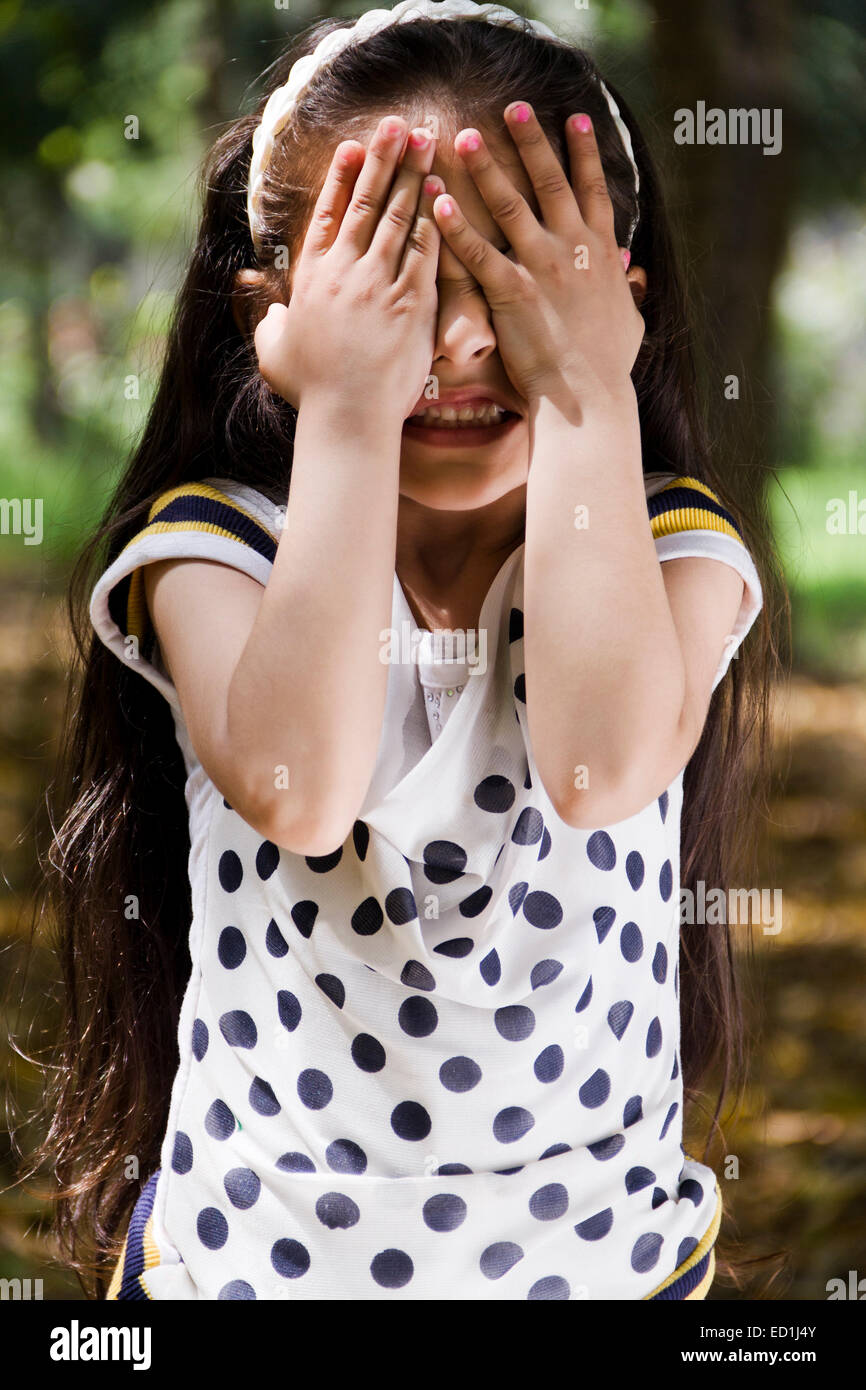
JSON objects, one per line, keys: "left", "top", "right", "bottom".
{"left": 247, "top": 0, "right": 640, "bottom": 252}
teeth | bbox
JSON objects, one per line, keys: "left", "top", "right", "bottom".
{"left": 409, "top": 402, "right": 508, "bottom": 427}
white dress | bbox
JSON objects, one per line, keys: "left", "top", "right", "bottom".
{"left": 91, "top": 471, "right": 762, "bottom": 1301}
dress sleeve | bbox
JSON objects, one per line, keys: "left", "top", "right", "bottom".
{"left": 644, "top": 472, "right": 763, "bottom": 690}
{"left": 88, "top": 477, "right": 280, "bottom": 710}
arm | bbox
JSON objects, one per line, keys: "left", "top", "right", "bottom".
{"left": 523, "top": 387, "right": 745, "bottom": 827}
{"left": 144, "top": 402, "right": 402, "bottom": 856}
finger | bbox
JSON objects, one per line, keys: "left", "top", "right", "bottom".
{"left": 432, "top": 192, "right": 514, "bottom": 298}
{"left": 335, "top": 114, "right": 409, "bottom": 256}
{"left": 368, "top": 126, "right": 438, "bottom": 277}
{"left": 453, "top": 126, "right": 543, "bottom": 257}
{"left": 302, "top": 141, "right": 366, "bottom": 258}
{"left": 502, "top": 101, "right": 579, "bottom": 235}
{"left": 397, "top": 171, "right": 444, "bottom": 285}
{"left": 565, "top": 112, "right": 617, "bottom": 239}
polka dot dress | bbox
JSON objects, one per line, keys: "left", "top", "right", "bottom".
{"left": 88, "top": 473, "right": 763, "bottom": 1300}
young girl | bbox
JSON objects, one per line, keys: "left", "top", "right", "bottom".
{"left": 41, "top": 0, "right": 780, "bottom": 1300}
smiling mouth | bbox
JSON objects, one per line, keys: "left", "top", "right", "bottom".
{"left": 405, "top": 403, "right": 520, "bottom": 429}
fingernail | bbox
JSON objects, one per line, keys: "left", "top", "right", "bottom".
{"left": 621, "top": 249, "right": 631, "bottom": 270}
{"left": 439, "top": 197, "right": 454, "bottom": 216}
{"left": 457, "top": 130, "right": 480, "bottom": 152}
{"left": 382, "top": 117, "right": 404, "bottom": 138}
{"left": 511, "top": 103, "right": 531, "bottom": 123}
{"left": 409, "top": 128, "right": 431, "bottom": 148}
{"left": 573, "top": 114, "right": 592, "bottom": 134}
{"left": 423, "top": 177, "right": 440, "bottom": 196}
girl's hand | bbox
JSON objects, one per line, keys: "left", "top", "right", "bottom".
{"left": 254, "top": 116, "right": 443, "bottom": 425}
{"left": 433, "top": 103, "right": 645, "bottom": 414}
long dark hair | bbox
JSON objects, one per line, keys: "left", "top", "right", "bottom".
{"left": 25, "top": 14, "right": 786, "bottom": 1296}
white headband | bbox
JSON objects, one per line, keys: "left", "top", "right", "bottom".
{"left": 247, "top": 0, "right": 641, "bottom": 252}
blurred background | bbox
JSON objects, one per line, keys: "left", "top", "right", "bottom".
{"left": 0, "top": 0, "right": 864, "bottom": 1299}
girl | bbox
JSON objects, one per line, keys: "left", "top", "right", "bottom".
{"left": 39, "top": 0, "right": 781, "bottom": 1300}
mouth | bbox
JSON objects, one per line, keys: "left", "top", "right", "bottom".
{"left": 402, "top": 399, "right": 523, "bottom": 447}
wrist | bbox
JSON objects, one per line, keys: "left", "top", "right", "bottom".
{"left": 528, "top": 375, "right": 638, "bottom": 428}
{"left": 297, "top": 389, "right": 405, "bottom": 443}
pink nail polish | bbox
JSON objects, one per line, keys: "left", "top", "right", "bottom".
{"left": 439, "top": 198, "right": 454, "bottom": 216}
{"left": 423, "top": 177, "right": 440, "bottom": 196}
{"left": 511, "top": 103, "right": 531, "bottom": 123}
{"left": 458, "top": 131, "right": 480, "bottom": 152}
{"left": 409, "top": 129, "right": 430, "bottom": 148}
{"left": 621, "top": 249, "right": 631, "bottom": 270}
{"left": 573, "top": 114, "right": 592, "bottom": 134}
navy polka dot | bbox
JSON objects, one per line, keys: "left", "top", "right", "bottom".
{"left": 204, "top": 1099, "right": 235, "bottom": 1141}
{"left": 224, "top": 1168, "right": 260, "bottom": 1210}
{"left": 219, "top": 1010, "right": 257, "bottom": 1049}
{"left": 575, "top": 976, "right": 593, "bottom": 1012}
{"left": 459, "top": 885, "right": 492, "bottom": 917}
{"left": 588, "top": 1134, "right": 625, "bottom": 1161}
{"left": 593, "top": 906, "right": 616, "bottom": 942}
{"left": 218, "top": 850, "right": 242, "bottom": 892}
{"left": 391, "top": 1101, "right": 431, "bottom": 1141}
{"left": 474, "top": 775, "right": 516, "bottom": 813}
{"left": 316, "top": 1192, "right": 360, "bottom": 1229}
{"left": 495, "top": 1005, "right": 535, "bottom": 1041}
{"left": 575, "top": 1208, "right": 613, "bottom": 1241}
{"left": 192, "top": 1019, "right": 208, "bottom": 1061}
{"left": 659, "top": 859, "right": 673, "bottom": 901}
{"left": 607, "top": 1000, "right": 634, "bottom": 1039}
{"left": 658, "top": 790, "right": 669, "bottom": 821}
{"left": 538, "top": 826, "right": 552, "bottom": 860}
{"left": 579, "top": 1068, "right": 611, "bottom": 1108}
{"left": 678, "top": 1179, "right": 704, "bottom": 1206}
{"left": 351, "top": 1033, "right": 386, "bottom": 1071}
{"left": 351, "top": 897, "right": 383, "bottom": 936}
{"left": 422, "top": 840, "right": 466, "bottom": 883}
{"left": 171, "top": 1131, "right": 193, "bottom": 1175}
{"left": 493, "top": 1106, "right": 535, "bottom": 1143}
{"left": 277, "top": 990, "right": 301, "bottom": 1032}
{"left": 529, "top": 1183, "right": 568, "bottom": 1220}
{"left": 291, "top": 900, "right": 318, "bottom": 938}
{"left": 218, "top": 1280, "right": 255, "bottom": 1300}
{"left": 626, "top": 851, "right": 645, "bottom": 889}
{"left": 652, "top": 1187, "right": 669, "bottom": 1209}
{"left": 271, "top": 1238, "right": 310, "bottom": 1278}
{"left": 623, "top": 1095, "right": 643, "bottom": 1128}
{"left": 316, "top": 974, "right": 345, "bottom": 1008}
{"left": 522, "top": 890, "right": 563, "bottom": 930}
{"left": 298, "top": 1069, "right": 333, "bottom": 1110}
{"left": 509, "top": 882, "right": 529, "bottom": 914}
{"left": 631, "top": 1232, "right": 663, "bottom": 1273}
{"left": 306, "top": 847, "right": 342, "bottom": 873}
{"left": 197, "top": 1207, "right": 228, "bottom": 1250}
{"left": 249, "top": 1077, "right": 280, "bottom": 1116}
{"left": 646, "top": 1017, "right": 662, "bottom": 1057}
{"left": 440, "top": 1055, "right": 482, "bottom": 1092}
{"left": 277, "top": 1152, "right": 316, "bottom": 1173}
{"left": 370, "top": 1249, "right": 413, "bottom": 1288}
{"left": 480, "top": 1242, "right": 524, "bottom": 1278}
{"left": 540, "top": 1142, "right": 571, "bottom": 1160}
{"left": 587, "top": 831, "right": 616, "bottom": 870}
{"left": 399, "top": 996, "right": 438, "bottom": 1037}
{"left": 326, "top": 1139, "right": 367, "bottom": 1174}
{"left": 528, "top": 1275, "right": 570, "bottom": 1299}
{"left": 434, "top": 937, "right": 474, "bottom": 957}
{"left": 531, "top": 958, "right": 563, "bottom": 989}
{"left": 386, "top": 887, "right": 417, "bottom": 924}
{"left": 625, "top": 1166, "right": 656, "bottom": 1194}
{"left": 509, "top": 607, "right": 524, "bottom": 641}
{"left": 534, "top": 1044, "right": 564, "bottom": 1082}
{"left": 423, "top": 1194, "right": 467, "bottom": 1231}
{"left": 218, "top": 926, "right": 246, "bottom": 969}
{"left": 659, "top": 1102, "right": 679, "bottom": 1140}
{"left": 352, "top": 820, "right": 370, "bottom": 860}
{"left": 512, "top": 808, "right": 543, "bottom": 845}
{"left": 652, "top": 942, "right": 668, "bottom": 983}
{"left": 480, "top": 949, "right": 501, "bottom": 985}
{"left": 265, "top": 918, "right": 288, "bottom": 957}
{"left": 513, "top": 673, "right": 526, "bottom": 703}
{"left": 620, "top": 921, "right": 644, "bottom": 962}
{"left": 255, "top": 840, "right": 279, "bottom": 880}
{"left": 677, "top": 1236, "right": 699, "bottom": 1264}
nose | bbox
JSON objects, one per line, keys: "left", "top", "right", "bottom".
{"left": 431, "top": 245, "right": 498, "bottom": 369}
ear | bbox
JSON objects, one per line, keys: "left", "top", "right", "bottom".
{"left": 231, "top": 268, "right": 268, "bottom": 335}
{"left": 625, "top": 264, "right": 648, "bottom": 311}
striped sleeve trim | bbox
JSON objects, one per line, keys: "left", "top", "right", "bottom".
{"left": 648, "top": 475, "right": 744, "bottom": 546}
{"left": 645, "top": 1173, "right": 723, "bottom": 1301}
{"left": 119, "top": 483, "right": 279, "bottom": 644}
